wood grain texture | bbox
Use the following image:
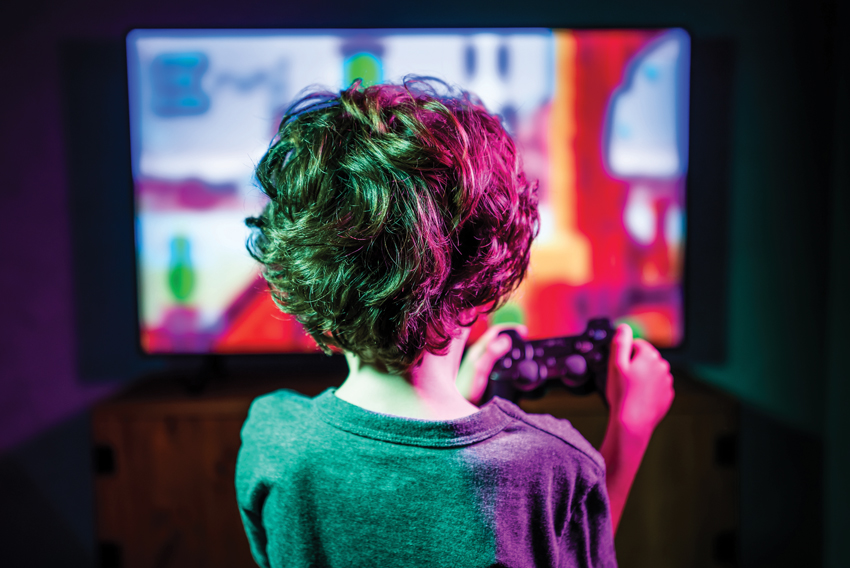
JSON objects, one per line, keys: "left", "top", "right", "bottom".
{"left": 94, "top": 412, "right": 254, "bottom": 567}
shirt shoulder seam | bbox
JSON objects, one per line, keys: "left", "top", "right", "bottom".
{"left": 496, "top": 401, "right": 605, "bottom": 476}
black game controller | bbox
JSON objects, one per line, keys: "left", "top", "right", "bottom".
{"left": 481, "top": 318, "right": 615, "bottom": 407}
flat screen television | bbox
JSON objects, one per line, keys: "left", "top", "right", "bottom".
{"left": 127, "top": 27, "right": 690, "bottom": 355}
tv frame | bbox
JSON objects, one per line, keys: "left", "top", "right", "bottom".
{"left": 64, "top": 25, "right": 734, "bottom": 384}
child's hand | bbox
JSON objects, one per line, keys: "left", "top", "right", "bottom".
{"left": 457, "top": 324, "right": 528, "bottom": 405}
{"left": 606, "top": 324, "right": 675, "bottom": 436}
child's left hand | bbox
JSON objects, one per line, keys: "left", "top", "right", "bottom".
{"left": 456, "top": 324, "right": 528, "bottom": 404}
{"left": 606, "top": 323, "right": 675, "bottom": 435}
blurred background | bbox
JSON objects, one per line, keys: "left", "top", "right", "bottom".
{"left": 0, "top": 0, "right": 846, "bottom": 566}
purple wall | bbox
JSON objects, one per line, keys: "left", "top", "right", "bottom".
{"left": 0, "top": 4, "right": 120, "bottom": 452}
{"left": 0, "top": 0, "right": 320, "bottom": 452}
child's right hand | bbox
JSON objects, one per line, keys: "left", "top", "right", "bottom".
{"left": 606, "top": 324, "right": 675, "bottom": 436}
{"left": 457, "top": 323, "right": 528, "bottom": 405}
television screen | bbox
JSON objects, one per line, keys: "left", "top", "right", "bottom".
{"left": 127, "top": 27, "right": 690, "bottom": 355}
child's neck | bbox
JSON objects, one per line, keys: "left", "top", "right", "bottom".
{"left": 335, "top": 330, "right": 479, "bottom": 421}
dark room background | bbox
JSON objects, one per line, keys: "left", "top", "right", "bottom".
{"left": 0, "top": 0, "right": 847, "bottom": 567}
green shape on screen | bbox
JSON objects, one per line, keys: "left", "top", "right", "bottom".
{"left": 613, "top": 317, "right": 644, "bottom": 340}
{"left": 344, "top": 53, "right": 382, "bottom": 87}
{"left": 168, "top": 235, "right": 195, "bottom": 303}
{"left": 491, "top": 303, "right": 525, "bottom": 325}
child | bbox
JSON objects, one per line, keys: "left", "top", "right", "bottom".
{"left": 236, "top": 79, "right": 674, "bottom": 568}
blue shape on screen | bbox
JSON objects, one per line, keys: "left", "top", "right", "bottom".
{"left": 643, "top": 64, "right": 661, "bottom": 82}
{"left": 615, "top": 122, "right": 632, "bottom": 139}
{"left": 603, "top": 29, "right": 691, "bottom": 179}
{"left": 464, "top": 44, "right": 476, "bottom": 77}
{"left": 150, "top": 53, "right": 210, "bottom": 117}
{"left": 497, "top": 43, "right": 510, "bottom": 78}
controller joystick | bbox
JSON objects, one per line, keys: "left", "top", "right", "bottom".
{"left": 482, "top": 318, "right": 615, "bottom": 406}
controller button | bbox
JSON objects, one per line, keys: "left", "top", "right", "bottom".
{"left": 593, "top": 329, "right": 607, "bottom": 340}
{"left": 515, "top": 360, "right": 540, "bottom": 390}
{"left": 539, "top": 365, "right": 548, "bottom": 379}
{"left": 535, "top": 347, "right": 544, "bottom": 357}
{"left": 590, "top": 352, "right": 602, "bottom": 362}
{"left": 576, "top": 340, "right": 592, "bottom": 353}
{"left": 502, "top": 358, "right": 513, "bottom": 369}
{"left": 565, "top": 354, "right": 587, "bottom": 375}
{"left": 512, "top": 348, "right": 521, "bottom": 360}
{"left": 518, "top": 360, "right": 537, "bottom": 379}
{"left": 525, "top": 345, "right": 534, "bottom": 360}
{"left": 546, "top": 357, "right": 556, "bottom": 367}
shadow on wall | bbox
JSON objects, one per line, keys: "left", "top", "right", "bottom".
{"left": 0, "top": 411, "right": 95, "bottom": 568}
{"left": 62, "top": 40, "right": 166, "bottom": 385}
{"left": 738, "top": 403, "right": 823, "bottom": 568}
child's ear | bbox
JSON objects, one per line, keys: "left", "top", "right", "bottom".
{"left": 457, "top": 303, "right": 490, "bottom": 328}
{"left": 459, "top": 306, "right": 478, "bottom": 321}
{"left": 458, "top": 305, "right": 485, "bottom": 327}
{"left": 476, "top": 303, "right": 494, "bottom": 315}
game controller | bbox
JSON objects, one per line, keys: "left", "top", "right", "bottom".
{"left": 481, "top": 318, "right": 615, "bottom": 406}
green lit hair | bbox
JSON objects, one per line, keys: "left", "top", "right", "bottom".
{"left": 246, "top": 77, "right": 539, "bottom": 373}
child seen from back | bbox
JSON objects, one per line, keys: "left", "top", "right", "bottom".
{"left": 236, "top": 79, "right": 674, "bottom": 568}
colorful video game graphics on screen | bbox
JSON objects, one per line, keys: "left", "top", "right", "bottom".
{"left": 128, "top": 28, "right": 690, "bottom": 354}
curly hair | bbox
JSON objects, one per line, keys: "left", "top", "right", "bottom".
{"left": 246, "top": 77, "right": 539, "bottom": 373}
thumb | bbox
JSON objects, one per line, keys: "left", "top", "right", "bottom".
{"left": 612, "top": 323, "right": 634, "bottom": 372}
{"left": 479, "top": 333, "right": 513, "bottom": 370}
{"left": 489, "top": 334, "right": 513, "bottom": 355}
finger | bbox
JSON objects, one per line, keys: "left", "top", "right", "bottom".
{"left": 468, "top": 331, "right": 516, "bottom": 404}
{"left": 612, "top": 323, "right": 634, "bottom": 371}
{"left": 467, "top": 324, "right": 522, "bottom": 371}
{"left": 474, "top": 341, "right": 510, "bottom": 381}
{"left": 488, "top": 323, "right": 529, "bottom": 338}
{"left": 469, "top": 323, "right": 527, "bottom": 357}
{"left": 485, "top": 334, "right": 513, "bottom": 359}
{"left": 631, "top": 338, "right": 659, "bottom": 360}
{"left": 477, "top": 326, "right": 521, "bottom": 367}
{"left": 472, "top": 323, "right": 526, "bottom": 347}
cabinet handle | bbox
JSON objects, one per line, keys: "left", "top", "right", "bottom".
{"left": 714, "top": 433, "right": 738, "bottom": 467}
{"left": 93, "top": 444, "right": 115, "bottom": 475}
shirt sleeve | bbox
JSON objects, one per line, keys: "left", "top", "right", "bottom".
{"left": 235, "top": 399, "right": 273, "bottom": 568}
{"left": 566, "top": 476, "right": 618, "bottom": 568}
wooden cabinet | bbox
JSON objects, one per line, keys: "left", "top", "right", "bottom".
{"left": 92, "top": 374, "right": 339, "bottom": 568}
{"left": 92, "top": 370, "right": 737, "bottom": 568}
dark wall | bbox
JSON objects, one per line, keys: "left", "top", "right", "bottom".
{"left": 824, "top": 1, "right": 850, "bottom": 566}
{"left": 0, "top": 0, "right": 846, "bottom": 566}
